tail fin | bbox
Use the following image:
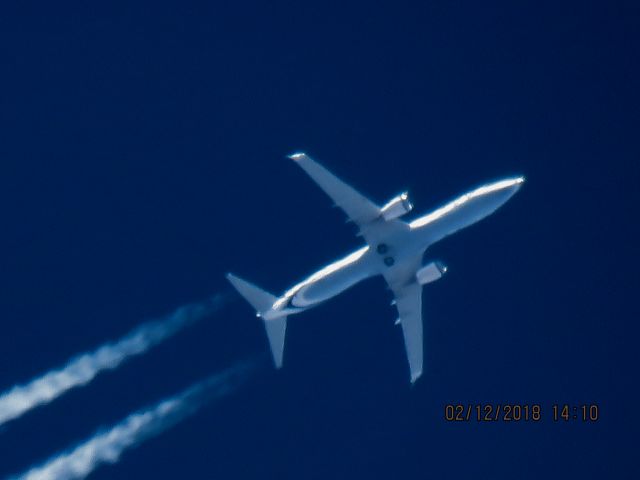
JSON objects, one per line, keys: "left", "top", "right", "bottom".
{"left": 226, "top": 273, "right": 287, "bottom": 368}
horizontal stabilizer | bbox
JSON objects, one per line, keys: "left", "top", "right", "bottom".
{"left": 264, "top": 316, "right": 287, "bottom": 368}
{"left": 226, "top": 273, "right": 277, "bottom": 314}
{"left": 226, "top": 273, "right": 287, "bottom": 368}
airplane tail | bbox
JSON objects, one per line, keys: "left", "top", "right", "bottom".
{"left": 226, "top": 273, "right": 287, "bottom": 368}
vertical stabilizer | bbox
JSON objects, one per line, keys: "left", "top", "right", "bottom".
{"left": 226, "top": 273, "right": 287, "bottom": 368}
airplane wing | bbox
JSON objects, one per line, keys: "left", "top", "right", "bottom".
{"left": 289, "top": 153, "right": 407, "bottom": 245}
{"left": 384, "top": 256, "right": 424, "bottom": 383}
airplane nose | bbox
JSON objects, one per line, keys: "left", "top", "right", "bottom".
{"left": 503, "top": 176, "right": 525, "bottom": 188}
{"left": 476, "top": 177, "right": 524, "bottom": 197}
{"left": 465, "top": 176, "right": 524, "bottom": 217}
{"left": 492, "top": 176, "right": 525, "bottom": 197}
{"left": 510, "top": 176, "right": 525, "bottom": 194}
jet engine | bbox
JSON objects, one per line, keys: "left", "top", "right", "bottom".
{"left": 381, "top": 192, "right": 413, "bottom": 220}
{"left": 416, "top": 261, "right": 447, "bottom": 285}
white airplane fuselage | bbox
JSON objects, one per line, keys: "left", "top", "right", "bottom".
{"left": 269, "top": 177, "right": 523, "bottom": 319}
{"left": 227, "top": 152, "right": 524, "bottom": 381}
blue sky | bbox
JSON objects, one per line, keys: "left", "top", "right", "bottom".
{"left": 0, "top": 1, "right": 637, "bottom": 478}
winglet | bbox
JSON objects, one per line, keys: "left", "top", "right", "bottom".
{"left": 288, "top": 152, "right": 307, "bottom": 162}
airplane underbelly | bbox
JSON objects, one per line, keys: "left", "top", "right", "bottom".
{"left": 292, "top": 256, "right": 373, "bottom": 307}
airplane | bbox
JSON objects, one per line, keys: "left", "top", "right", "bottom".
{"left": 227, "top": 153, "right": 524, "bottom": 383}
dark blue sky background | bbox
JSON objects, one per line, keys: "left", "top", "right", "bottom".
{"left": 0, "top": 1, "right": 637, "bottom": 478}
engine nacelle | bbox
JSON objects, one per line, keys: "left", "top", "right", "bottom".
{"left": 416, "top": 261, "right": 447, "bottom": 285}
{"left": 381, "top": 192, "right": 413, "bottom": 221}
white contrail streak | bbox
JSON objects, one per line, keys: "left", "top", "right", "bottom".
{"left": 12, "top": 360, "right": 258, "bottom": 480}
{"left": 0, "top": 294, "right": 227, "bottom": 427}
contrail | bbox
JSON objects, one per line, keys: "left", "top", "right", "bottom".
{"left": 0, "top": 294, "right": 228, "bottom": 427}
{"left": 12, "top": 360, "right": 259, "bottom": 480}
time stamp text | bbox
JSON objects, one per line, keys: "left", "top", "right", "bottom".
{"left": 444, "top": 404, "right": 599, "bottom": 423}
